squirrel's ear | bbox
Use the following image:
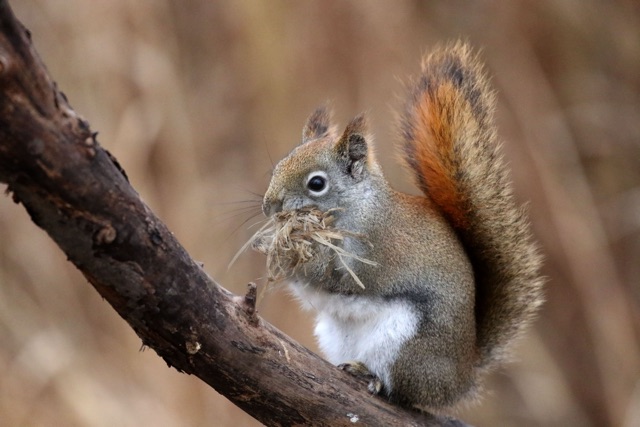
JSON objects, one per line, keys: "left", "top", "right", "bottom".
{"left": 335, "top": 114, "right": 369, "bottom": 180}
{"left": 302, "top": 106, "right": 333, "bottom": 144}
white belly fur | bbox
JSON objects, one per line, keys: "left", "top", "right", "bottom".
{"left": 289, "top": 283, "right": 420, "bottom": 391}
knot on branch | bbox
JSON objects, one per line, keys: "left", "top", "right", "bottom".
{"left": 94, "top": 224, "right": 117, "bottom": 245}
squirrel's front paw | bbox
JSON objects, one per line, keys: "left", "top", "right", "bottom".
{"left": 338, "top": 361, "right": 383, "bottom": 395}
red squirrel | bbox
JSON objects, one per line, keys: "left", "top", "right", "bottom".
{"left": 259, "top": 42, "right": 544, "bottom": 410}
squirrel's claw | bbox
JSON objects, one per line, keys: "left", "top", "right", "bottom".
{"left": 367, "top": 377, "right": 384, "bottom": 395}
{"left": 338, "top": 361, "right": 383, "bottom": 395}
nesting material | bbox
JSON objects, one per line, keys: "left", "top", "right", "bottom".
{"left": 239, "top": 207, "right": 376, "bottom": 289}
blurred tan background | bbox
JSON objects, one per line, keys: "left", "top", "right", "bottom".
{"left": 1, "top": 1, "right": 639, "bottom": 426}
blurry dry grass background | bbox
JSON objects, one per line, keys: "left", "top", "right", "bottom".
{"left": 1, "top": 1, "right": 639, "bottom": 426}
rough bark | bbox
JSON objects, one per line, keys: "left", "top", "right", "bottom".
{"left": 0, "top": 2, "right": 470, "bottom": 426}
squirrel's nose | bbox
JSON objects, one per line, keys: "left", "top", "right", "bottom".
{"left": 262, "top": 197, "right": 283, "bottom": 217}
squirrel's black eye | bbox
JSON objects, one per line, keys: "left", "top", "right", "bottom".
{"left": 308, "top": 176, "right": 326, "bottom": 191}
{"left": 306, "top": 171, "right": 329, "bottom": 196}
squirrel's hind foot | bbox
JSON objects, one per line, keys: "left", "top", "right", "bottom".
{"left": 338, "top": 361, "right": 384, "bottom": 395}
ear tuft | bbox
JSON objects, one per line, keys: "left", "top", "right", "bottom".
{"left": 302, "top": 106, "right": 333, "bottom": 143}
{"left": 336, "top": 114, "right": 369, "bottom": 179}
{"left": 343, "top": 114, "right": 367, "bottom": 139}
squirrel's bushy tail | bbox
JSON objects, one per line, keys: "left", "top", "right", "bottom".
{"left": 399, "top": 42, "right": 544, "bottom": 372}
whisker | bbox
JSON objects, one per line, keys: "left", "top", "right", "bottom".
{"left": 262, "top": 137, "right": 275, "bottom": 170}
{"left": 245, "top": 189, "right": 265, "bottom": 199}
{"left": 214, "top": 199, "right": 263, "bottom": 206}
{"left": 223, "top": 211, "right": 265, "bottom": 240}
{"left": 219, "top": 205, "right": 262, "bottom": 216}
{"left": 210, "top": 207, "right": 262, "bottom": 228}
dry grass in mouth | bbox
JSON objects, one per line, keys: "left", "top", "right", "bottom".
{"left": 233, "top": 207, "right": 376, "bottom": 289}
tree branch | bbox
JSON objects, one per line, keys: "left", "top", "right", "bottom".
{"left": 0, "top": 2, "right": 469, "bottom": 426}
